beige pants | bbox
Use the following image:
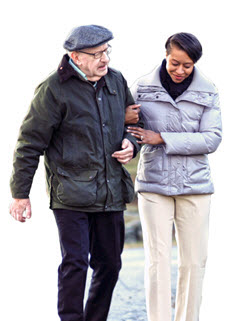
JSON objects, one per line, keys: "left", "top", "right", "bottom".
{"left": 138, "top": 192, "right": 211, "bottom": 321}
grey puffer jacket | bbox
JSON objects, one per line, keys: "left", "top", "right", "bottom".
{"left": 131, "top": 65, "right": 222, "bottom": 196}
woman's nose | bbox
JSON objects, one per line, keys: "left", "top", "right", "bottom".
{"left": 176, "top": 65, "right": 184, "bottom": 74}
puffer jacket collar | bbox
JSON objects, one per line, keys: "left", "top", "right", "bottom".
{"left": 137, "top": 64, "right": 217, "bottom": 108}
{"left": 179, "top": 68, "right": 217, "bottom": 108}
{"left": 138, "top": 64, "right": 216, "bottom": 93}
{"left": 57, "top": 54, "right": 117, "bottom": 96}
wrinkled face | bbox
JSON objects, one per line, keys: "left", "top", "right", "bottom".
{"left": 73, "top": 43, "right": 110, "bottom": 81}
{"left": 166, "top": 45, "right": 194, "bottom": 83}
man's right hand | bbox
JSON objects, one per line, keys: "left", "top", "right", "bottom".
{"left": 9, "top": 198, "right": 32, "bottom": 223}
{"left": 125, "top": 104, "right": 141, "bottom": 124}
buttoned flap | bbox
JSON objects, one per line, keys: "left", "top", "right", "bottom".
{"left": 136, "top": 86, "right": 170, "bottom": 103}
{"left": 55, "top": 167, "right": 98, "bottom": 206}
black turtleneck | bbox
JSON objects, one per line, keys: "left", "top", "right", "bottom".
{"left": 159, "top": 59, "right": 194, "bottom": 100}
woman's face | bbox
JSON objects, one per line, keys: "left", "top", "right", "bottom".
{"left": 166, "top": 45, "right": 194, "bottom": 83}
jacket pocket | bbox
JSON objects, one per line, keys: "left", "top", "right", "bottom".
{"left": 55, "top": 167, "right": 98, "bottom": 207}
{"left": 121, "top": 166, "right": 135, "bottom": 203}
{"left": 137, "top": 146, "right": 164, "bottom": 182}
{"left": 186, "top": 155, "right": 210, "bottom": 184}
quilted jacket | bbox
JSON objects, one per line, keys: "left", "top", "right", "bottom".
{"left": 131, "top": 65, "right": 222, "bottom": 195}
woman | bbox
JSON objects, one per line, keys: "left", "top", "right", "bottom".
{"left": 127, "top": 33, "right": 222, "bottom": 321}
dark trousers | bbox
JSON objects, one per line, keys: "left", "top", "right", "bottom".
{"left": 53, "top": 209, "right": 125, "bottom": 321}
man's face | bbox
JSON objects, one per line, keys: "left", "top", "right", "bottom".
{"left": 74, "top": 43, "right": 110, "bottom": 81}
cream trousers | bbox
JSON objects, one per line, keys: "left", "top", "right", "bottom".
{"left": 138, "top": 192, "right": 211, "bottom": 321}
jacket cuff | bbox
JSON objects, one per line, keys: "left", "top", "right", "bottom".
{"left": 124, "top": 132, "right": 140, "bottom": 158}
{"left": 11, "top": 192, "right": 30, "bottom": 199}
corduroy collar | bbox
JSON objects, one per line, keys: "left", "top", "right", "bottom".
{"left": 57, "top": 54, "right": 81, "bottom": 83}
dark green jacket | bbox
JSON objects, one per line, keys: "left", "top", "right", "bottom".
{"left": 10, "top": 54, "right": 141, "bottom": 212}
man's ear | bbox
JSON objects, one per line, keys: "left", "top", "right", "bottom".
{"left": 70, "top": 52, "right": 81, "bottom": 67}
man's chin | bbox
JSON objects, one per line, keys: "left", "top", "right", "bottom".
{"left": 99, "top": 66, "right": 108, "bottom": 75}
{"left": 89, "top": 68, "right": 108, "bottom": 81}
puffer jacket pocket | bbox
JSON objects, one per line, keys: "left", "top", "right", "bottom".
{"left": 186, "top": 155, "right": 210, "bottom": 184}
{"left": 137, "top": 146, "right": 164, "bottom": 182}
{"left": 121, "top": 166, "right": 135, "bottom": 203}
{"left": 55, "top": 167, "right": 98, "bottom": 207}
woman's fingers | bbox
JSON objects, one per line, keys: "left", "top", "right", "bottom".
{"left": 127, "top": 127, "right": 144, "bottom": 138}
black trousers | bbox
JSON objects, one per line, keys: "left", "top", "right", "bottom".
{"left": 53, "top": 209, "right": 125, "bottom": 321}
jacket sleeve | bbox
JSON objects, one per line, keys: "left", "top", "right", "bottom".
{"left": 10, "top": 82, "right": 62, "bottom": 198}
{"left": 122, "top": 77, "right": 143, "bottom": 157}
{"left": 160, "top": 93, "right": 222, "bottom": 155}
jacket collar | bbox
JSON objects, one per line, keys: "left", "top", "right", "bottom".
{"left": 57, "top": 54, "right": 116, "bottom": 95}
{"left": 187, "top": 68, "right": 217, "bottom": 94}
{"left": 136, "top": 64, "right": 217, "bottom": 109}
{"left": 57, "top": 54, "right": 80, "bottom": 83}
{"left": 104, "top": 73, "right": 117, "bottom": 95}
{"left": 137, "top": 64, "right": 217, "bottom": 94}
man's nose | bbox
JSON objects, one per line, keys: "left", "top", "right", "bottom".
{"left": 101, "top": 51, "right": 110, "bottom": 62}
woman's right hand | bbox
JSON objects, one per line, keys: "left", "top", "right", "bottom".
{"left": 125, "top": 104, "right": 141, "bottom": 124}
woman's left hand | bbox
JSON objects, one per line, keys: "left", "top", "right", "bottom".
{"left": 127, "top": 127, "right": 164, "bottom": 145}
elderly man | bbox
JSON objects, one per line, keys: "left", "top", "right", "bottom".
{"left": 10, "top": 25, "right": 141, "bottom": 321}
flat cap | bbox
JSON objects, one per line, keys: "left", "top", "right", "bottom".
{"left": 63, "top": 25, "right": 113, "bottom": 51}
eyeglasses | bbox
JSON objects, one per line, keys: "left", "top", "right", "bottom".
{"left": 77, "top": 45, "right": 112, "bottom": 59}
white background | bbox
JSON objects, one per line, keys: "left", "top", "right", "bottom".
{"left": 1, "top": 0, "right": 238, "bottom": 320}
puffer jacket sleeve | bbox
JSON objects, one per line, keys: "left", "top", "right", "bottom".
{"left": 10, "top": 82, "right": 62, "bottom": 199}
{"left": 160, "top": 93, "right": 222, "bottom": 155}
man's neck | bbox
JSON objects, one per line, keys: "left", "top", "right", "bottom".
{"left": 69, "top": 58, "right": 88, "bottom": 80}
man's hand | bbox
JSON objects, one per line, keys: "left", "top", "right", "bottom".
{"left": 125, "top": 104, "right": 141, "bottom": 124}
{"left": 112, "top": 139, "right": 134, "bottom": 164}
{"left": 9, "top": 198, "right": 32, "bottom": 223}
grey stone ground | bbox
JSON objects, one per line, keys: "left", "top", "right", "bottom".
{"left": 86, "top": 246, "right": 178, "bottom": 321}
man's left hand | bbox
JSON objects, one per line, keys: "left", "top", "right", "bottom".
{"left": 112, "top": 139, "right": 134, "bottom": 164}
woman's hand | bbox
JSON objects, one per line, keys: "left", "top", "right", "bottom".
{"left": 125, "top": 104, "right": 141, "bottom": 124}
{"left": 127, "top": 127, "right": 164, "bottom": 145}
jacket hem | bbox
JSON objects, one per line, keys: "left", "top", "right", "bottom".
{"left": 50, "top": 200, "right": 126, "bottom": 212}
{"left": 135, "top": 181, "right": 214, "bottom": 196}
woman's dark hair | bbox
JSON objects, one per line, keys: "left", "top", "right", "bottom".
{"left": 165, "top": 33, "right": 202, "bottom": 63}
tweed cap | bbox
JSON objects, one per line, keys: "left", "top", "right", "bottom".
{"left": 63, "top": 25, "right": 113, "bottom": 51}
